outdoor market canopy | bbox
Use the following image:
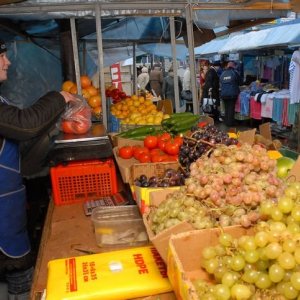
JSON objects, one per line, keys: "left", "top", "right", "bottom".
{"left": 195, "top": 18, "right": 300, "bottom": 56}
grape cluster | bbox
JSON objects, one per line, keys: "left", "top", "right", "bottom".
{"left": 195, "top": 182, "right": 300, "bottom": 300}
{"left": 134, "top": 168, "right": 185, "bottom": 188}
{"left": 179, "top": 124, "right": 238, "bottom": 174}
{"left": 185, "top": 143, "right": 285, "bottom": 227}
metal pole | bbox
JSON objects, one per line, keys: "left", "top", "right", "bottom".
{"left": 95, "top": 4, "right": 107, "bottom": 128}
{"left": 170, "top": 16, "right": 180, "bottom": 113}
{"left": 70, "top": 17, "right": 82, "bottom": 96}
{"left": 185, "top": 4, "right": 198, "bottom": 114}
{"left": 133, "top": 42, "right": 137, "bottom": 95}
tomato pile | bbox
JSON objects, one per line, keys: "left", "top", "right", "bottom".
{"left": 118, "top": 133, "right": 183, "bottom": 163}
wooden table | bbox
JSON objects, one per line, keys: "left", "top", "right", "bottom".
{"left": 30, "top": 201, "right": 131, "bottom": 300}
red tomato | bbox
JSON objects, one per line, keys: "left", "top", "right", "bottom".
{"left": 149, "top": 148, "right": 162, "bottom": 156}
{"left": 167, "top": 155, "right": 178, "bottom": 162}
{"left": 133, "top": 147, "right": 149, "bottom": 160}
{"left": 72, "top": 121, "right": 90, "bottom": 134}
{"left": 173, "top": 136, "right": 183, "bottom": 146}
{"left": 144, "top": 135, "right": 158, "bottom": 149}
{"left": 119, "top": 146, "right": 133, "bottom": 159}
{"left": 158, "top": 140, "right": 167, "bottom": 152}
{"left": 157, "top": 132, "right": 171, "bottom": 142}
{"left": 138, "top": 153, "right": 151, "bottom": 163}
{"left": 165, "top": 140, "right": 180, "bottom": 155}
{"left": 151, "top": 154, "right": 164, "bottom": 163}
{"left": 61, "top": 121, "right": 74, "bottom": 134}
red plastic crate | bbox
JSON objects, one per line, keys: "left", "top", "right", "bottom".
{"left": 50, "top": 159, "right": 118, "bottom": 205}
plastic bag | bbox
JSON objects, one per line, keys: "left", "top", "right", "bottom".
{"left": 60, "top": 96, "right": 92, "bottom": 134}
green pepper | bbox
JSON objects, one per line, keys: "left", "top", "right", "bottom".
{"left": 117, "top": 125, "right": 158, "bottom": 138}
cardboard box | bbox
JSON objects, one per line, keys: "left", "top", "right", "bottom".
{"left": 167, "top": 227, "right": 253, "bottom": 300}
{"left": 143, "top": 189, "right": 194, "bottom": 263}
{"left": 133, "top": 186, "right": 180, "bottom": 214}
{"left": 113, "top": 147, "right": 178, "bottom": 184}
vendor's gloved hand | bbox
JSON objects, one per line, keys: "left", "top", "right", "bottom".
{"left": 60, "top": 91, "right": 77, "bottom": 103}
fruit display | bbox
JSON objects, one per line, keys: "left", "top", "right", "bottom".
{"left": 105, "top": 85, "right": 127, "bottom": 103}
{"left": 62, "top": 75, "right": 102, "bottom": 119}
{"left": 134, "top": 168, "right": 185, "bottom": 188}
{"left": 110, "top": 94, "right": 169, "bottom": 126}
{"left": 179, "top": 124, "right": 238, "bottom": 174}
{"left": 192, "top": 182, "right": 300, "bottom": 300}
{"left": 149, "top": 143, "right": 286, "bottom": 234}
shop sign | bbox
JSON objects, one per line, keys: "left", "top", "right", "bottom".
{"left": 111, "top": 63, "right": 123, "bottom": 90}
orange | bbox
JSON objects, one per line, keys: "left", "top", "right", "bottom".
{"left": 85, "top": 85, "right": 98, "bottom": 97}
{"left": 62, "top": 80, "right": 75, "bottom": 92}
{"left": 82, "top": 89, "right": 91, "bottom": 100}
{"left": 131, "top": 94, "right": 138, "bottom": 101}
{"left": 88, "top": 95, "right": 101, "bottom": 108}
{"left": 80, "top": 75, "right": 92, "bottom": 88}
{"left": 69, "top": 85, "right": 78, "bottom": 94}
{"left": 92, "top": 106, "right": 102, "bottom": 118}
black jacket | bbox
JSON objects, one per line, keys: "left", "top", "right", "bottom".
{"left": 0, "top": 91, "right": 66, "bottom": 176}
{"left": 202, "top": 66, "right": 220, "bottom": 100}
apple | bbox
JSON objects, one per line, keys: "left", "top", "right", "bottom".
{"left": 276, "top": 156, "right": 296, "bottom": 178}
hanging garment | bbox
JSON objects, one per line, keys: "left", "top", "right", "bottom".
{"left": 261, "top": 95, "right": 274, "bottom": 119}
{"left": 289, "top": 50, "right": 300, "bottom": 104}
{"left": 250, "top": 96, "right": 262, "bottom": 120}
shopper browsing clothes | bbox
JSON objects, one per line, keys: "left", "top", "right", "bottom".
{"left": 219, "top": 61, "right": 242, "bottom": 126}
{"left": 0, "top": 40, "right": 76, "bottom": 299}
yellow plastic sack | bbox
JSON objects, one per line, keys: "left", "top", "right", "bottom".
{"left": 46, "top": 246, "right": 172, "bottom": 300}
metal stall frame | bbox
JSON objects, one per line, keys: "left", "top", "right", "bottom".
{"left": 0, "top": 1, "right": 295, "bottom": 126}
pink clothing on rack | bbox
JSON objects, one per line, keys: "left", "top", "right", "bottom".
{"left": 235, "top": 95, "right": 241, "bottom": 112}
{"left": 261, "top": 96, "right": 273, "bottom": 118}
{"left": 250, "top": 97, "right": 262, "bottom": 120}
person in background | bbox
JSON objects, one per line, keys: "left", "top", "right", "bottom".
{"left": 182, "top": 66, "right": 193, "bottom": 112}
{"left": 149, "top": 63, "right": 163, "bottom": 97}
{"left": 0, "top": 40, "right": 76, "bottom": 299}
{"left": 162, "top": 66, "right": 183, "bottom": 112}
{"left": 137, "top": 66, "right": 149, "bottom": 91}
{"left": 219, "top": 61, "right": 242, "bottom": 127}
{"left": 199, "top": 64, "right": 209, "bottom": 100}
{"left": 201, "top": 61, "right": 221, "bottom": 120}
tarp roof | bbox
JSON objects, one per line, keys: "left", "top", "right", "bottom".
{"left": 195, "top": 18, "right": 300, "bottom": 56}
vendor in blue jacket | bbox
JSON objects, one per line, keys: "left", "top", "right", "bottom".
{"left": 0, "top": 40, "right": 76, "bottom": 299}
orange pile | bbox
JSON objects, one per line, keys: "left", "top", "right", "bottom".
{"left": 62, "top": 75, "right": 102, "bottom": 119}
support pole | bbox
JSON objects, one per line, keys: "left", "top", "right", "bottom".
{"left": 170, "top": 16, "right": 180, "bottom": 113}
{"left": 70, "top": 17, "right": 82, "bottom": 96}
{"left": 95, "top": 4, "right": 107, "bottom": 128}
{"left": 185, "top": 5, "right": 198, "bottom": 114}
{"left": 133, "top": 42, "right": 137, "bottom": 95}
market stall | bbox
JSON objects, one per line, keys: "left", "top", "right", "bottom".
{"left": 0, "top": 1, "right": 300, "bottom": 300}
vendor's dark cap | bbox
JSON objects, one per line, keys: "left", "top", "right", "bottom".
{"left": 0, "top": 40, "right": 7, "bottom": 54}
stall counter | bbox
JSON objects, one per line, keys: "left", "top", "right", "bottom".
{"left": 30, "top": 200, "right": 132, "bottom": 300}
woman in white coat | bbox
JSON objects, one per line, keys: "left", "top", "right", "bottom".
{"left": 289, "top": 48, "right": 300, "bottom": 104}
{"left": 137, "top": 66, "right": 150, "bottom": 90}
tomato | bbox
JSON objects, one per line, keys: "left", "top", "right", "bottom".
{"left": 158, "top": 140, "right": 167, "bottom": 152}
{"left": 138, "top": 153, "right": 151, "bottom": 163}
{"left": 72, "top": 120, "right": 90, "bottom": 134}
{"left": 165, "top": 140, "right": 180, "bottom": 155}
{"left": 151, "top": 154, "right": 164, "bottom": 163}
{"left": 150, "top": 148, "right": 162, "bottom": 156}
{"left": 61, "top": 121, "right": 74, "bottom": 134}
{"left": 144, "top": 135, "right": 158, "bottom": 149}
{"left": 119, "top": 146, "right": 133, "bottom": 159}
{"left": 157, "top": 132, "right": 171, "bottom": 142}
{"left": 167, "top": 155, "right": 178, "bottom": 162}
{"left": 133, "top": 146, "right": 149, "bottom": 160}
{"left": 173, "top": 136, "right": 183, "bottom": 146}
